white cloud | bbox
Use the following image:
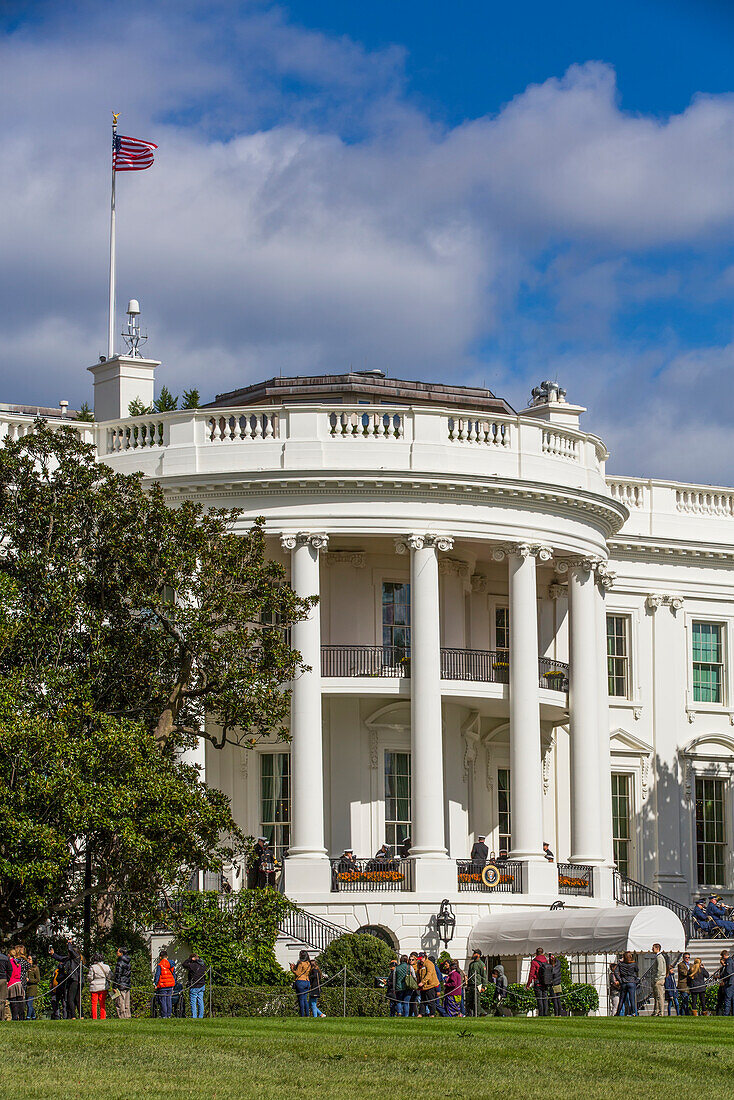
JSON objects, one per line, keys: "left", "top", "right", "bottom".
{"left": 1, "top": 3, "right": 733, "bottom": 482}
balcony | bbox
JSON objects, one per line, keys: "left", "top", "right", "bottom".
{"left": 330, "top": 857, "right": 413, "bottom": 892}
{"left": 557, "top": 863, "right": 594, "bottom": 897}
{"left": 456, "top": 859, "right": 523, "bottom": 893}
{"left": 320, "top": 645, "right": 568, "bottom": 691}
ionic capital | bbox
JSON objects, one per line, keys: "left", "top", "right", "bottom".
{"left": 280, "top": 532, "right": 329, "bottom": 552}
{"left": 471, "top": 573, "right": 488, "bottom": 594}
{"left": 493, "top": 542, "right": 553, "bottom": 562}
{"left": 646, "top": 593, "right": 683, "bottom": 613}
{"left": 439, "top": 557, "right": 471, "bottom": 579}
{"left": 395, "top": 533, "right": 454, "bottom": 554}
{"left": 324, "top": 551, "right": 366, "bottom": 568}
{"left": 548, "top": 581, "right": 566, "bottom": 601}
{"left": 555, "top": 555, "right": 604, "bottom": 575}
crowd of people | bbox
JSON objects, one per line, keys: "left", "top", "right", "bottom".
{"left": 692, "top": 897, "right": 734, "bottom": 937}
{"left": 608, "top": 945, "right": 734, "bottom": 1017}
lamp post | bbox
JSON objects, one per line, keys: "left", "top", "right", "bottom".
{"left": 435, "top": 899, "right": 456, "bottom": 948}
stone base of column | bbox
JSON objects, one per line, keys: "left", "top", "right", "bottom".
{"left": 592, "top": 865, "right": 615, "bottom": 902}
{"left": 282, "top": 856, "right": 332, "bottom": 896}
{"left": 519, "top": 859, "right": 559, "bottom": 896}
{"left": 410, "top": 856, "right": 457, "bottom": 895}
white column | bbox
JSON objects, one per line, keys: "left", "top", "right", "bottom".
{"left": 595, "top": 568, "right": 615, "bottom": 866}
{"left": 281, "top": 531, "right": 330, "bottom": 893}
{"left": 566, "top": 560, "right": 605, "bottom": 866}
{"left": 397, "top": 533, "right": 455, "bottom": 893}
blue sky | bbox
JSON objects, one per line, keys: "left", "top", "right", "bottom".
{"left": 1, "top": 0, "right": 733, "bottom": 481}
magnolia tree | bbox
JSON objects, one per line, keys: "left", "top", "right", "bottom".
{"left": 0, "top": 422, "right": 312, "bottom": 942}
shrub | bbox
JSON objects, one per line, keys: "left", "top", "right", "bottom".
{"left": 317, "top": 933, "right": 395, "bottom": 987}
{"left": 564, "top": 983, "right": 599, "bottom": 1016}
{"left": 504, "top": 983, "right": 536, "bottom": 1015}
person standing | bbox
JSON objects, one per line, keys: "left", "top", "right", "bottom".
{"left": 7, "top": 951, "right": 25, "bottom": 1020}
{"left": 442, "top": 960, "right": 464, "bottom": 1017}
{"left": 154, "top": 950, "right": 176, "bottom": 1019}
{"left": 248, "top": 837, "right": 267, "bottom": 889}
{"left": 719, "top": 950, "right": 734, "bottom": 1016}
{"left": 467, "top": 951, "right": 488, "bottom": 1017}
{"left": 542, "top": 842, "right": 555, "bottom": 862}
{"left": 308, "top": 959, "right": 326, "bottom": 1018}
{"left": 677, "top": 953, "right": 691, "bottom": 1016}
{"left": 688, "top": 958, "right": 709, "bottom": 1016}
{"left": 491, "top": 965, "right": 508, "bottom": 1012}
{"left": 470, "top": 836, "right": 489, "bottom": 868}
{"left": 49, "top": 938, "right": 83, "bottom": 1020}
{"left": 548, "top": 954, "right": 564, "bottom": 1016}
{"left": 181, "top": 952, "right": 207, "bottom": 1020}
{"left": 664, "top": 965, "right": 680, "bottom": 1016}
{"left": 25, "top": 957, "right": 40, "bottom": 1021}
{"left": 112, "top": 948, "right": 132, "bottom": 1019}
{"left": 386, "top": 960, "right": 399, "bottom": 1017}
{"left": 394, "top": 956, "right": 411, "bottom": 1017}
{"left": 0, "top": 949, "right": 10, "bottom": 1021}
{"left": 526, "top": 947, "right": 549, "bottom": 1017}
{"left": 417, "top": 953, "right": 445, "bottom": 1017}
{"left": 650, "top": 944, "right": 666, "bottom": 1017}
{"left": 290, "top": 950, "right": 312, "bottom": 1017}
{"left": 87, "top": 955, "right": 112, "bottom": 1020}
{"left": 608, "top": 960, "right": 621, "bottom": 1016}
{"left": 616, "top": 952, "right": 638, "bottom": 1017}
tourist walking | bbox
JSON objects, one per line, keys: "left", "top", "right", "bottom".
{"left": 688, "top": 958, "right": 709, "bottom": 1015}
{"left": 417, "top": 953, "right": 444, "bottom": 1016}
{"left": 526, "top": 947, "right": 549, "bottom": 1017}
{"left": 616, "top": 952, "right": 638, "bottom": 1016}
{"left": 650, "top": 944, "right": 666, "bottom": 1017}
{"left": 442, "top": 960, "right": 464, "bottom": 1016}
{"left": 291, "top": 950, "right": 312, "bottom": 1017}
{"left": 112, "top": 947, "right": 132, "bottom": 1019}
{"left": 308, "top": 959, "right": 326, "bottom": 1018}
{"left": 25, "top": 956, "right": 40, "bottom": 1020}
{"left": 181, "top": 952, "right": 207, "bottom": 1020}
{"left": 491, "top": 965, "right": 508, "bottom": 1012}
{"left": 88, "top": 955, "right": 112, "bottom": 1020}
{"left": 664, "top": 965, "right": 680, "bottom": 1015}
{"left": 467, "top": 951, "right": 488, "bottom": 1017}
{"left": 677, "top": 953, "right": 691, "bottom": 1016}
{"left": 154, "top": 950, "right": 176, "bottom": 1019}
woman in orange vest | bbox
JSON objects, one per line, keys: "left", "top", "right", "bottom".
{"left": 154, "top": 950, "right": 176, "bottom": 1018}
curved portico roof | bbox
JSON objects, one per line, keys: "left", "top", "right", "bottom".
{"left": 469, "top": 905, "right": 685, "bottom": 956}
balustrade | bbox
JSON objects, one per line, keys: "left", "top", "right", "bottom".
{"left": 557, "top": 862, "right": 594, "bottom": 897}
{"left": 542, "top": 428, "right": 579, "bottom": 460}
{"left": 456, "top": 859, "right": 522, "bottom": 893}
{"left": 446, "top": 416, "right": 511, "bottom": 446}
{"left": 208, "top": 411, "right": 278, "bottom": 442}
{"left": 609, "top": 479, "right": 645, "bottom": 509}
{"left": 328, "top": 409, "right": 404, "bottom": 439}
{"left": 107, "top": 419, "right": 164, "bottom": 451}
{"left": 329, "top": 857, "right": 412, "bottom": 892}
{"left": 676, "top": 488, "right": 734, "bottom": 516}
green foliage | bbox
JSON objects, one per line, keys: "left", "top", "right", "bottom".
{"left": 564, "top": 983, "right": 599, "bottom": 1016}
{"left": 504, "top": 983, "right": 537, "bottom": 1014}
{"left": 181, "top": 388, "right": 200, "bottom": 409}
{"left": 154, "top": 386, "right": 178, "bottom": 412}
{"left": 317, "top": 933, "right": 394, "bottom": 986}
{"left": 161, "top": 890, "right": 293, "bottom": 987}
{"left": 558, "top": 954, "right": 572, "bottom": 990}
{"left": 0, "top": 423, "right": 313, "bottom": 940}
{"left": 75, "top": 402, "right": 94, "bottom": 422}
{"left": 128, "top": 397, "right": 152, "bottom": 416}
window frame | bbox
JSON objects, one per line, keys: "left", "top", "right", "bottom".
{"left": 606, "top": 613, "right": 631, "bottom": 700}
{"left": 691, "top": 620, "right": 726, "bottom": 707}
{"left": 611, "top": 772, "right": 633, "bottom": 876}
{"left": 383, "top": 748, "right": 412, "bottom": 855}
{"left": 497, "top": 766, "right": 511, "bottom": 855}
{"left": 694, "top": 774, "right": 727, "bottom": 888}
{"left": 259, "top": 750, "right": 291, "bottom": 861}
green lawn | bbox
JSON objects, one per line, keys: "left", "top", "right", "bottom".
{"left": 1, "top": 1017, "right": 733, "bottom": 1099}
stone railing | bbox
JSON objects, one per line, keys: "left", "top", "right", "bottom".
{"left": 607, "top": 475, "right": 734, "bottom": 542}
{"left": 675, "top": 488, "right": 734, "bottom": 517}
{"left": 542, "top": 427, "right": 579, "bottom": 461}
{"left": 609, "top": 479, "right": 645, "bottom": 509}
{"left": 446, "top": 416, "right": 511, "bottom": 447}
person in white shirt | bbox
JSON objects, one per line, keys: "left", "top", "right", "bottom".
{"left": 87, "top": 955, "right": 112, "bottom": 1020}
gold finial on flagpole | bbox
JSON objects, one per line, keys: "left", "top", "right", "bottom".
{"left": 112, "top": 112, "right": 120, "bottom": 127}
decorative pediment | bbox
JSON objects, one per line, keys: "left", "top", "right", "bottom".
{"left": 681, "top": 732, "right": 734, "bottom": 760}
{"left": 610, "top": 728, "right": 653, "bottom": 756}
{"left": 365, "top": 701, "right": 411, "bottom": 732}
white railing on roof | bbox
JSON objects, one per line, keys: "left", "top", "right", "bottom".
{"left": 208, "top": 411, "right": 279, "bottom": 443}
{"left": 328, "top": 409, "right": 403, "bottom": 439}
{"left": 609, "top": 480, "right": 645, "bottom": 509}
{"left": 675, "top": 488, "right": 734, "bottom": 517}
{"left": 541, "top": 428, "right": 579, "bottom": 461}
{"left": 446, "top": 415, "right": 510, "bottom": 446}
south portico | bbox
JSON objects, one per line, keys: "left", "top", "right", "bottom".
{"left": 280, "top": 526, "right": 617, "bottom": 905}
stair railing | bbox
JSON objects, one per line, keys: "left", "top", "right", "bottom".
{"left": 613, "top": 870, "right": 693, "bottom": 940}
{"left": 277, "top": 907, "right": 345, "bottom": 953}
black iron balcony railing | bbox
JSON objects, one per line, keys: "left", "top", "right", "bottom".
{"left": 330, "top": 857, "right": 413, "bottom": 892}
{"left": 557, "top": 863, "right": 594, "bottom": 897}
{"left": 321, "top": 645, "right": 568, "bottom": 691}
{"left": 456, "top": 859, "right": 522, "bottom": 893}
{"left": 613, "top": 870, "right": 694, "bottom": 939}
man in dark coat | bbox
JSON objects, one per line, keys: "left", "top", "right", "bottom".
{"left": 49, "top": 938, "right": 83, "bottom": 1019}
{"left": 467, "top": 951, "right": 488, "bottom": 1016}
{"left": 470, "top": 836, "right": 489, "bottom": 868}
{"left": 248, "top": 837, "right": 268, "bottom": 888}
{"left": 112, "top": 947, "right": 132, "bottom": 1019}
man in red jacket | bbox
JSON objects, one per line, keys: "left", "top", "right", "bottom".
{"left": 526, "top": 947, "right": 550, "bottom": 1017}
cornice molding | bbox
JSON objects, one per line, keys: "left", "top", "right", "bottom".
{"left": 608, "top": 536, "right": 734, "bottom": 565}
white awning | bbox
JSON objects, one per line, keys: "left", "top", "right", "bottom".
{"left": 469, "top": 905, "right": 686, "bottom": 956}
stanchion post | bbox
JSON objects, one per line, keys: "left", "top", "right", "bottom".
{"left": 343, "top": 966, "right": 346, "bottom": 1018}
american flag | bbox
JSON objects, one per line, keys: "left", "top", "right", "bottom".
{"left": 113, "top": 133, "right": 157, "bottom": 172}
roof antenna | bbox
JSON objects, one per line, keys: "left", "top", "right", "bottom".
{"left": 122, "top": 299, "right": 147, "bottom": 358}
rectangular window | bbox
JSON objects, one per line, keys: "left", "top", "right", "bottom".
{"left": 695, "top": 776, "right": 726, "bottom": 885}
{"left": 497, "top": 767, "right": 511, "bottom": 854}
{"left": 607, "top": 615, "right": 630, "bottom": 698}
{"left": 611, "top": 773, "right": 632, "bottom": 876}
{"left": 495, "top": 607, "right": 509, "bottom": 654}
{"left": 260, "top": 753, "right": 290, "bottom": 860}
{"left": 382, "top": 582, "right": 410, "bottom": 657}
{"left": 692, "top": 622, "right": 725, "bottom": 704}
{"left": 384, "top": 751, "right": 411, "bottom": 853}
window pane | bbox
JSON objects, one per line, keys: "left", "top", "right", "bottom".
{"left": 382, "top": 583, "right": 411, "bottom": 655}
{"left": 260, "top": 753, "right": 290, "bottom": 860}
{"left": 695, "top": 775, "right": 726, "bottom": 886}
{"left": 497, "top": 767, "right": 511, "bottom": 852}
{"left": 606, "top": 615, "right": 629, "bottom": 698}
{"left": 496, "top": 608, "right": 509, "bottom": 652}
{"left": 692, "top": 623, "right": 724, "bottom": 704}
{"left": 385, "top": 751, "right": 411, "bottom": 853}
{"left": 611, "top": 774, "right": 631, "bottom": 876}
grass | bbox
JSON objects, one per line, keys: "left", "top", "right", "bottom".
{"left": 1, "top": 1016, "right": 733, "bottom": 1099}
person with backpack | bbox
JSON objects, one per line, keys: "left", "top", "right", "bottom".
{"left": 181, "top": 952, "right": 207, "bottom": 1020}
{"left": 154, "top": 950, "right": 176, "bottom": 1019}
{"left": 87, "top": 954, "right": 112, "bottom": 1020}
{"left": 526, "top": 947, "right": 550, "bottom": 1017}
{"left": 112, "top": 947, "right": 132, "bottom": 1019}
{"left": 7, "top": 950, "right": 25, "bottom": 1020}
{"left": 548, "top": 954, "right": 565, "bottom": 1016}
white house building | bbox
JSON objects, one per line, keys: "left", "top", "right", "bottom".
{"left": 4, "top": 352, "right": 734, "bottom": 962}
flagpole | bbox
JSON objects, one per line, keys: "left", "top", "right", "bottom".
{"left": 107, "top": 113, "right": 118, "bottom": 360}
